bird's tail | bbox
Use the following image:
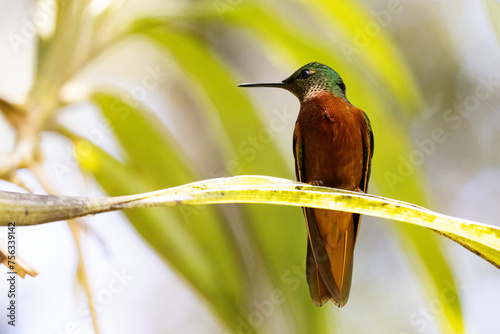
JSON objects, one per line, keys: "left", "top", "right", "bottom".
{"left": 305, "top": 208, "right": 356, "bottom": 307}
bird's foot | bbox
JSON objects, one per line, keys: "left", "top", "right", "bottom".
{"left": 312, "top": 180, "right": 324, "bottom": 186}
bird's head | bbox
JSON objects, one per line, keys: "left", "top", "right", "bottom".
{"left": 239, "top": 62, "right": 346, "bottom": 102}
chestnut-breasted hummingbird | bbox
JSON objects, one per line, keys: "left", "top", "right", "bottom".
{"left": 239, "top": 62, "right": 374, "bottom": 307}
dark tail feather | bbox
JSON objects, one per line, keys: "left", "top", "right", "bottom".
{"left": 306, "top": 240, "right": 332, "bottom": 306}
{"left": 304, "top": 208, "right": 340, "bottom": 305}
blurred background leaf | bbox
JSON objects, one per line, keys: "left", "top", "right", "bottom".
{"left": 1, "top": 0, "right": 500, "bottom": 333}
{"left": 483, "top": 0, "right": 500, "bottom": 45}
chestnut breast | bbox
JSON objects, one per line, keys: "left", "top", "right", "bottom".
{"left": 295, "top": 93, "right": 365, "bottom": 190}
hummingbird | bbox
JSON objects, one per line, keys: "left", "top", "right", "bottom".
{"left": 239, "top": 62, "right": 374, "bottom": 307}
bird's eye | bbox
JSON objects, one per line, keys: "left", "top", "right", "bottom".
{"left": 298, "top": 69, "right": 311, "bottom": 79}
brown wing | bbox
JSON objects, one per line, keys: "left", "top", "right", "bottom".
{"left": 360, "top": 110, "right": 374, "bottom": 192}
{"left": 352, "top": 110, "right": 374, "bottom": 243}
{"left": 293, "top": 127, "right": 341, "bottom": 305}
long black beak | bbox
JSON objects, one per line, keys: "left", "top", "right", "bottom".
{"left": 238, "top": 82, "right": 286, "bottom": 88}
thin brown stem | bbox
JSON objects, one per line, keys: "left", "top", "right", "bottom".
{"left": 30, "top": 163, "right": 100, "bottom": 334}
{"left": 68, "top": 219, "right": 100, "bottom": 334}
